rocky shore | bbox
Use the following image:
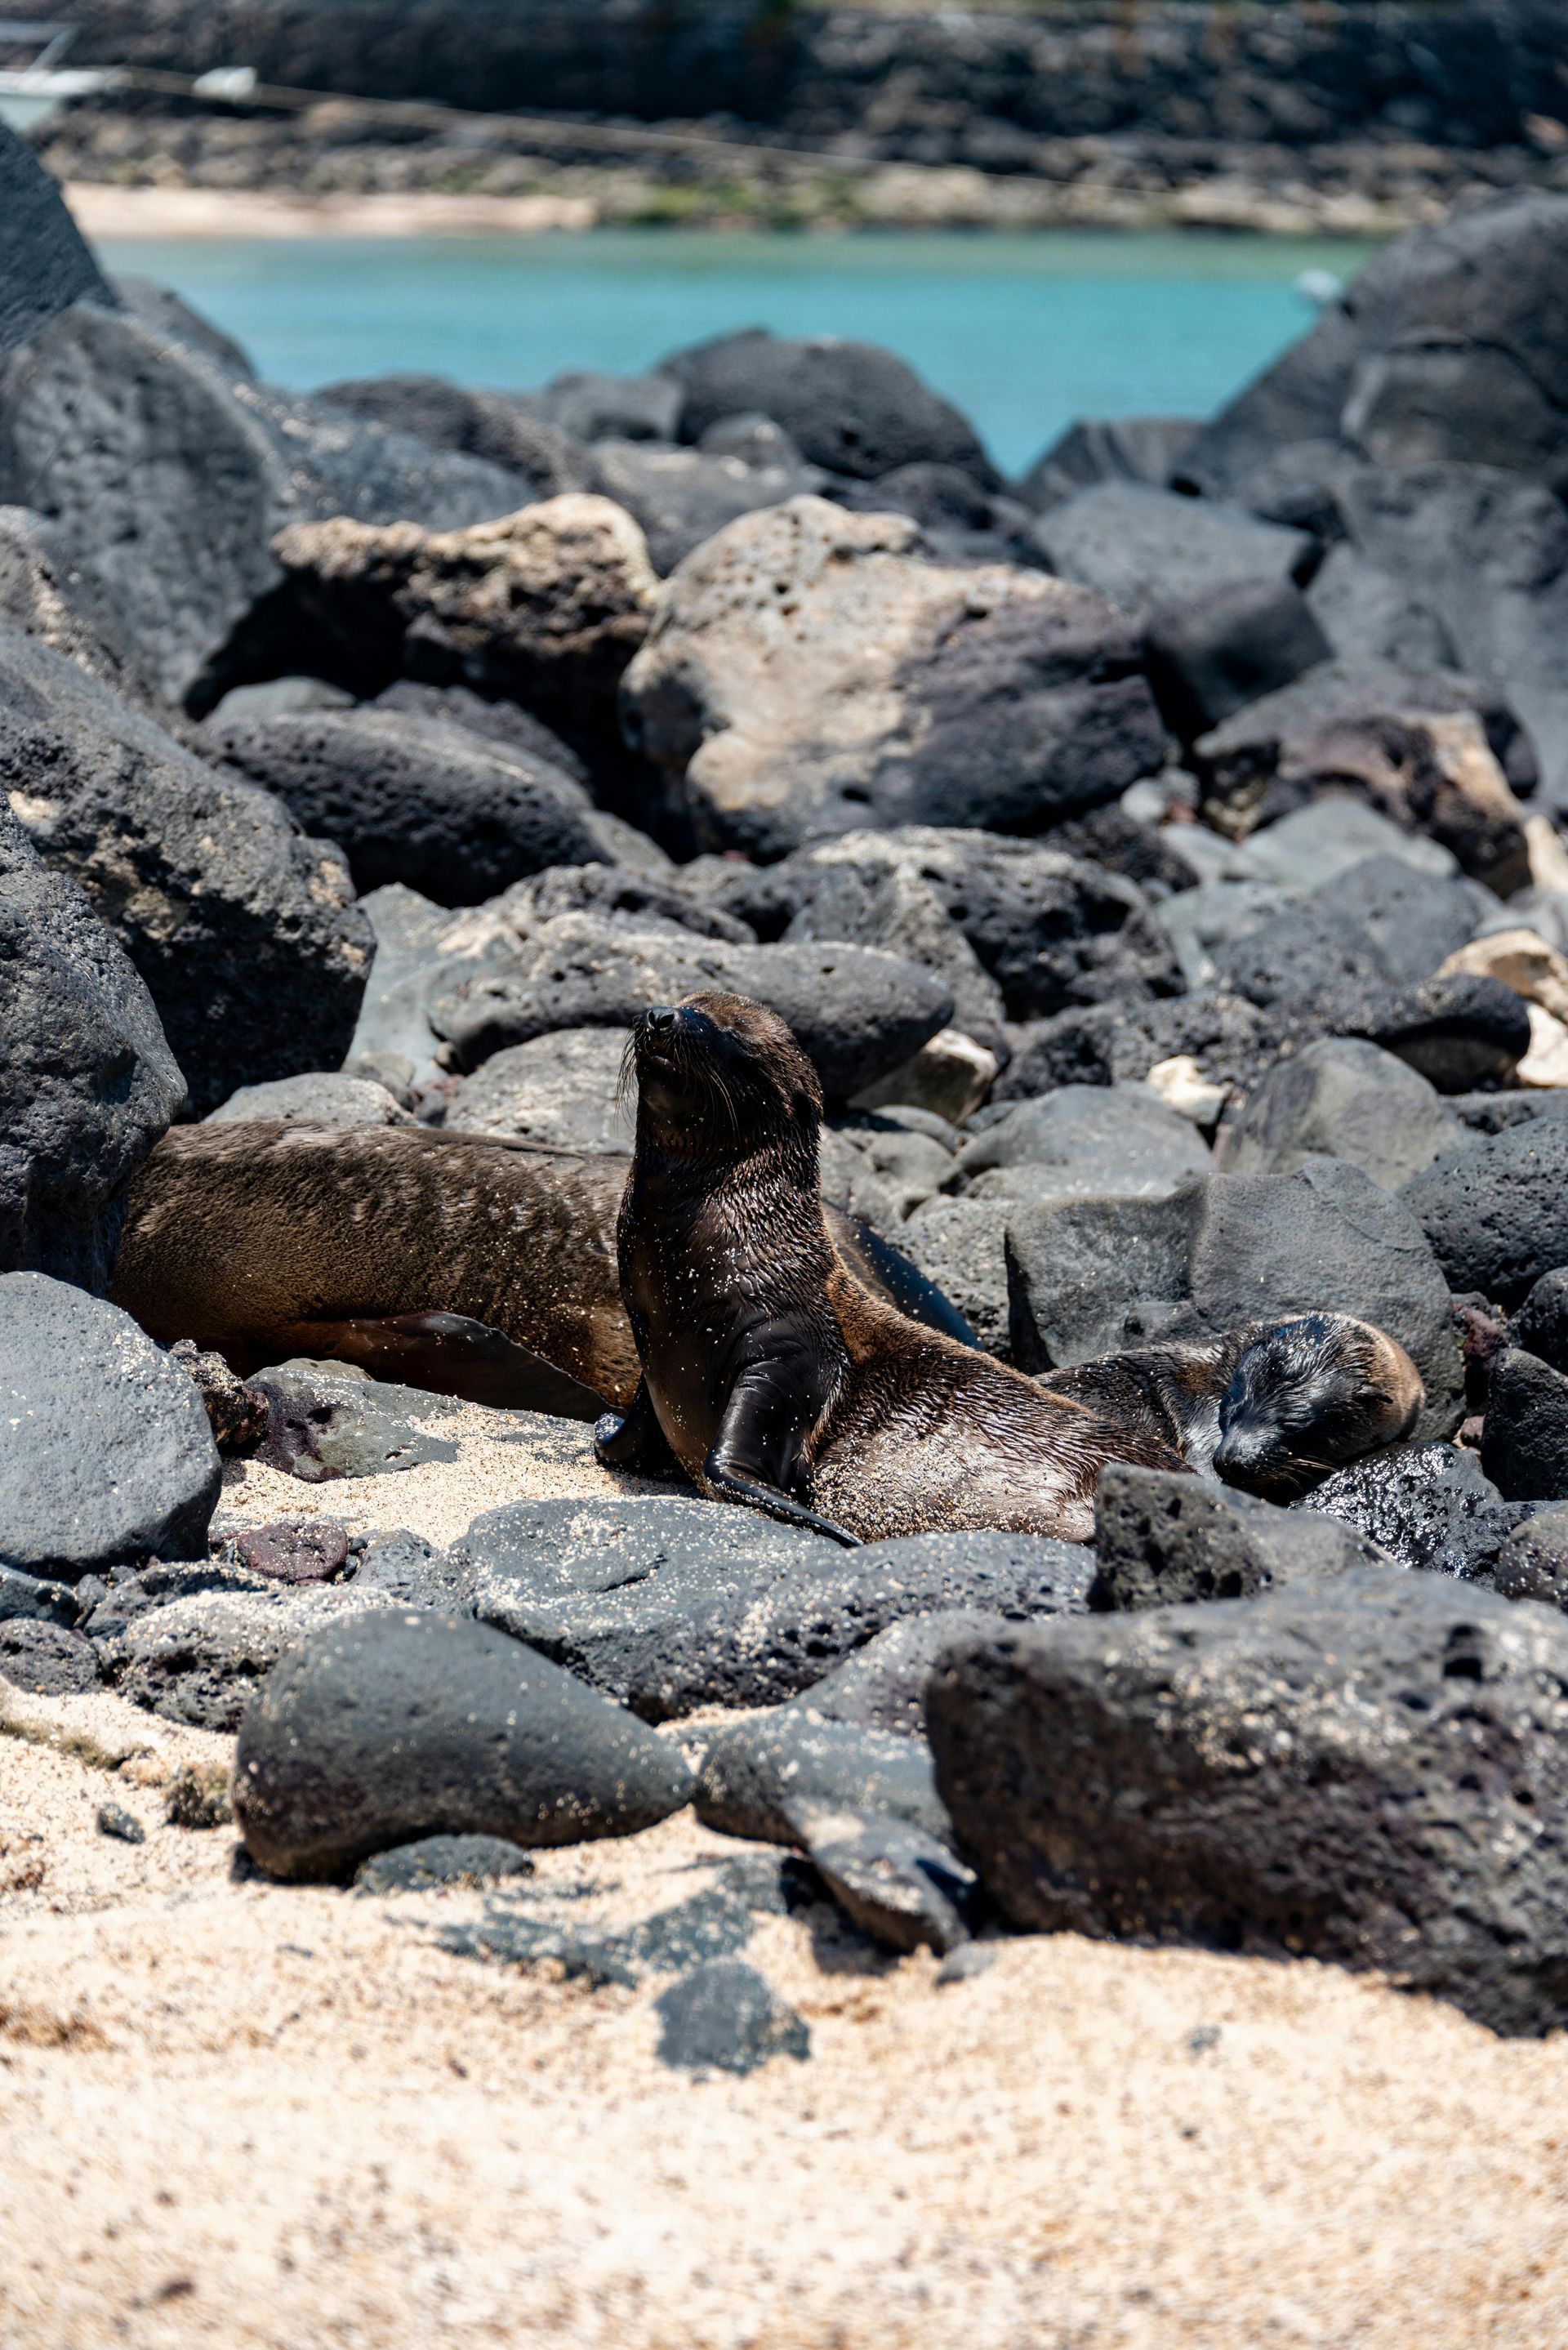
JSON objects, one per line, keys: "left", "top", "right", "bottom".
{"left": 7, "top": 113, "right": 1568, "bottom": 2343}
{"left": 34, "top": 0, "right": 1568, "bottom": 236}
{"left": 38, "top": 102, "right": 1568, "bottom": 238}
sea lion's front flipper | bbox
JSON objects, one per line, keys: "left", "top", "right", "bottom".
{"left": 297, "top": 1313, "right": 611, "bottom": 1420}
{"left": 704, "top": 1367, "right": 862, "bottom": 1548}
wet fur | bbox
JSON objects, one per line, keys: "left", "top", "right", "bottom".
{"left": 113, "top": 1121, "right": 642, "bottom": 1403}
{"left": 111, "top": 1116, "right": 974, "bottom": 1416}
{"left": 1040, "top": 1316, "right": 1423, "bottom": 1503}
{"left": 605, "top": 992, "right": 1189, "bottom": 1545}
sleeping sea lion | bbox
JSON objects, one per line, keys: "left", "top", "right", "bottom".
{"left": 1039, "top": 1315, "right": 1424, "bottom": 1502}
{"left": 111, "top": 1117, "right": 975, "bottom": 1420}
{"left": 594, "top": 991, "right": 1192, "bottom": 1545}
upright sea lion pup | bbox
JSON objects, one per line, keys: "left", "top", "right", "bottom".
{"left": 595, "top": 991, "right": 1191, "bottom": 1545}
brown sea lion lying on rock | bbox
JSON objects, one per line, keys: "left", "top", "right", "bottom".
{"left": 111, "top": 1117, "right": 975, "bottom": 1421}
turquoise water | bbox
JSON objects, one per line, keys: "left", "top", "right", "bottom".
{"left": 94, "top": 229, "right": 1371, "bottom": 479}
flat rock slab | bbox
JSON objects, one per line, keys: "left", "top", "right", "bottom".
{"left": 929, "top": 1568, "right": 1568, "bottom": 2036}
{"left": 234, "top": 1608, "right": 694, "bottom": 1880}
{"left": 454, "top": 1501, "right": 1095, "bottom": 1719}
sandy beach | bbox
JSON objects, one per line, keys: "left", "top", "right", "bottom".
{"left": 2, "top": 1665, "right": 1566, "bottom": 2350}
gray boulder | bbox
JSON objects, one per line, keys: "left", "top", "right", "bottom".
{"left": 1144, "top": 576, "right": 1332, "bottom": 742}
{"left": 1481, "top": 1352, "right": 1568, "bottom": 1504}
{"left": 0, "top": 304, "right": 526, "bottom": 707}
{"left": 695, "top": 1712, "right": 949, "bottom": 1850}
{"left": 0, "top": 1620, "right": 101, "bottom": 1695}
{"left": 954, "top": 1084, "right": 1211, "bottom": 1206}
{"left": 1512, "top": 1269, "right": 1568, "bottom": 1375}
{"left": 314, "top": 372, "right": 586, "bottom": 497}
{"left": 620, "top": 497, "right": 1165, "bottom": 858}
{"left": 0, "top": 118, "right": 113, "bottom": 360}
{"left": 1304, "top": 541, "right": 1456, "bottom": 672}
{"left": 0, "top": 806, "right": 184, "bottom": 1290}
{"left": 1030, "top": 482, "right": 1311, "bottom": 623}
{"left": 1155, "top": 876, "right": 1292, "bottom": 991}
{"left": 446, "top": 1028, "right": 633, "bottom": 1155}
{"left": 588, "top": 435, "right": 823, "bottom": 573}
{"left": 0, "top": 1564, "right": 76, "bottom": 1627}
{"left": 1494, "top": 1509, "right": 1568, "bottom": 1609}
{"left": 782, "top": 863, "right": 1005, "bottom": 1049}
{"left": 207, "top": 1072, "right": 408, "bottom": 1129}
{"left": 1217, "top": 854, "right": 1484, "bottom": 1011}
{"left": 1193, "top": 661, "right": 1533, "bottom": 893}
{"left": 793, "top": 1811, "right": 976, "bottom": 1956}
{"left": 1218, "top": 1038, "right": 1463, "bottom": 1191}
{"left": 233, "top": 1609, "right": 693, "bottom": 1880}
{"left": 754, "top": 827, "right": 1183, "bottom": 1023}
{"left": 0, "top": 1274, "right": 220, "bottom": 1578}
{"left": 928, "top": 1567, "right": 1568, "bottom": 2034}
{"left": 1016, "top": 415, "right": 1199, "bottom": 514}
{"left": 896, "top": 1198, "right": 1013, "bottom": 1357}
{"left": 778, "top": 1608, "right": 1018, "bottom": 1740}
{"left": 95, "top": 1584, "right": 394, "bottom": 1731}
{"left": 653, "top": 1961, "right": 809, "bottom": 2076}
{"left": 532, "top": 368, "right": 682, "bottom": 445}
{"left": 1335, "top": 463, "right": 1568, "bottom": 808}
{"left": 1089, "top": 1465, "right": 1394, "bottom": 1612}
{"left": 1401, "top": 1121, "right": 1568, "bottom": 1306}
{"left": 1224, "top": 796, "right": 1459, "bottom": 890}
{"left": 244, "top": 1358, "right": 467, "bottom": 1482}
{"left": 1182, "top": 193, "right": 1568, "bottom": 502}
{"left": 371, "top": 679, "right": 590, "bottom": 786}
{"left": 999, "top": 990, "right": 1281, "bottom": 1100}
{"left": 0, "top": 627, "right": 372, "bottom": 1114}
{"left": 1005, "top": 1157, "right": 1463, "bottom": 1438}
{"left": 658, "top": 328, "right": 996, "bottom": 484}
{"left": 836, "top": 460, "right": 1039, "bottom": 569}
{"left": 426, "top": 916, "right": 952, "bottom": 1101}
{"left": 0, "top": 502, "right": 131, "bottom": 689}
{"left": 1303, "top": 1441, "right": 1508, "bottom": 1572}
{"left": 212, "top": 707, "right": 617, "bottom": 907}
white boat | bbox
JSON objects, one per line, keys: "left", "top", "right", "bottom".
{"left": 0, "top": 20, "right": 115, "bottom": 134}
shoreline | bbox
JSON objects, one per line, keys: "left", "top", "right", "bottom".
{"left": 63, "top": 176, "right": 1419, "bottom": 241}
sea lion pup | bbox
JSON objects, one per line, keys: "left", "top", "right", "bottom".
{"left": 111, "top": 1117, "right": 975, "bottom": 1420}
{"left": 113, "top": 1121, "right": 637, "bottom": 1416}
{"left": 595, "top": 991, "right": 1191, "bottom": 1546}
{"left": 1040, "top": 1315, "right": 1424, "bottom": 1503}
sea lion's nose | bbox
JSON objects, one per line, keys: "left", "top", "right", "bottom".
{"left": 645, "top": 1005, "right": 678, "bottom": 1037}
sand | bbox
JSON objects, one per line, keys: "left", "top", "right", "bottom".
{"left": 211, "top": 1394, "right": 664, "bottom": 1551}
{"left": 65, "top": 185, "right": 601, "bottom": 238}
{"left": 5, "top": 1403, "right": 1567, "bottom": 2344}
{"left": 2, "top": 1663, "right": 1567, "bottom": 2350}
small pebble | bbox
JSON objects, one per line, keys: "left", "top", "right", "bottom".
{"left": 96, "top": 1802, "right": 146, "bottom": 1845}
{"left": 935, "top": 1942, "right": 997, "bottom": 1987}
